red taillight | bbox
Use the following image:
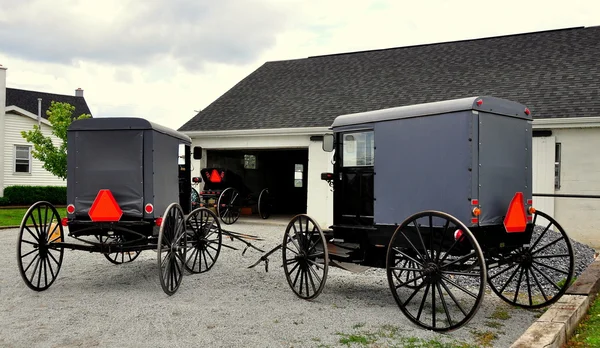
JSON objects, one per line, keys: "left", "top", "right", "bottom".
{"left": 471, "top": 199, "right": 479, "bottom": 205}
{"left": 524, "top": 108, "right": 531, "bottom": 115}
{"left": 88, "top": 189, "right": 123, "bottom": 222}
{"left": 454, "top": 229, "right": 465, "bottom": 241}
{"left": 61, "top": 217, "right": 68, "bottom": 226}
{"left": 527, "top": 199, "right": 532, "bottom": 205}
{"left": 504, "top": 192, "right": 527, "bottom": 233}
{"left": 155, "top": 217, "right": 163, "bottom": 226}
{"left": 67, "top": 204, "right": 75, "bottom": 214}
{"left": 476, "top": 99, "right": 483, "bottom": 106}
{"left": 145, "top": 203, "right": 153, "bottom": 214}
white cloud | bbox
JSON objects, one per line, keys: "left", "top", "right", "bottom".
{"left": 1, "top": 0, "right": 598, "bottom": 130}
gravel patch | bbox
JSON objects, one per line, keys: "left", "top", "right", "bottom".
{"left": 0, "top": 218, "right": 571, "bottom": 347}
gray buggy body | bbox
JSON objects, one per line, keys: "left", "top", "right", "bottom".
{"left": 66, "top": 117, "right": 192, "bottom": 227}
{"left": 329, "top": 96, "right": 533, "bottom": 231}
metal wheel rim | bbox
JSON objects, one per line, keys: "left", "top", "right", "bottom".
{"left": 184, "top": 207, "right": 222, "bottom": 273}
{"left": 282, "top": 214, "right": 329, "bottom": 300}
{"left": 258, "top": 188, "right": 271, "bottom": 219}
{"left": 487, "top": 209, "right": 575, "bottom": 309}
{"left": 386, "top": 210, "right": 486, "bottom": 332}
{"left": 16, "top": 201, "right": 64, "bottom": 291}
{"left": 217, "top": 187, "right": 241, "bottom": 225}
{"left": 157, "top": 203, "right": 187, "bottom": 295}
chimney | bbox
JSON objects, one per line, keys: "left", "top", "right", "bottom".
{"left": 75, "top": 87, "right": 84, "bottom": 97}
{"left": 37, "top": 98, "right": 42, "bottom": 126}
{"left": 0, "top": 64, "right": 7, "bottom": 196}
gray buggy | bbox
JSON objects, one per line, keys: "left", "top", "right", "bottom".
{"left": 251, "top": 96, "right": 575, "bottom": 331}
{"left": 16, "top": 117, "right": 225, "bottom": 296}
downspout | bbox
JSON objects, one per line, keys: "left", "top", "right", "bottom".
{"left": 37, "top": 98, "right": 42, "bottom": 126}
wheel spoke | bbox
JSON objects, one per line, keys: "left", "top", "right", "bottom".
{"left": 437, "top": 283, "right": 453, "bottom": 327}
{"left": 532, "top": 260, "right": 570, "bottom": 275}
{"left": 440, "top": 275, "right": 478, "bottom": 299}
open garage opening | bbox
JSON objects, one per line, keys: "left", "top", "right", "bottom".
{"left": 206, "top": 148, "right": 309, "bottom": 217}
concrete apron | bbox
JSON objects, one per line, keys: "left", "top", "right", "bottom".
{"left": 511, "top": 256, "right": 600, "bottom": 348}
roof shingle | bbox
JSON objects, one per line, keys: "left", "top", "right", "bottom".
{"left": 179, "top": 26, "right": 600, "bottom": 132}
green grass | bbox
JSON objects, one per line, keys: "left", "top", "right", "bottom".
{"left": 0, "top": 207, "right": 67, "bottom": 227}
{"left": 487, "top": 306, "right": 511, "bottom": 320}
{"left": 335, "top": 324, "right": 478, "bottom": 347}
{"left": 566, "top": 295, "right": 600, "bottom": 347}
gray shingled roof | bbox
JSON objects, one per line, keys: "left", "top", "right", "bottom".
{"left": 179, "top": 26, "right": 600, "bottom": 132}
{"left": 6, "top": 88, "right": 92, "bottom": 119}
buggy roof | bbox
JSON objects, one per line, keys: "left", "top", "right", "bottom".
{"left": 330, "top": 96, "right": 531, "bottom": 129}
{"left": 69, "top": 117, "right": 191, "bottom": 143}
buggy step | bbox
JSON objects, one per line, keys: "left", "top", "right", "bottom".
{"left": 329, "top": 260, "right": 371, "bottom": 273}
{"left": 326, "top": 241, "right": 361, "bottom": 258}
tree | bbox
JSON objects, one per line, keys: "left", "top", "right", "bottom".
{"left": 21, "top": 101, "right": 91, "bottom": 180}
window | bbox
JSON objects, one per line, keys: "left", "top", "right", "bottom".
{"left": 244, "top": 154, "right": 257, "bottom": 169}
{"left": 555, "top": 143, "right": 561, "bottom": 190}
{"left": 15, "top": 145, "right": 31, "bottom": 173}
{"left": 342, "top": 131, "right": 374, "bottom": 167}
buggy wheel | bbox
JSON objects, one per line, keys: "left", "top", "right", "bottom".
{"left": 184, "top": 207, "right": 222, "bottom": 273}
{"left": 97, "top": 235, "right": 141, "bottom": 264}
{"left": 487, "top": 210, "right": 575, "bottom": 309}
{"left": 386, "top": 211, "right": 486, "bottom": 332}
{"left": 217, "top": 187, "right": 241, "bottom": 225}
{"left": 157, "top": 203, "right": 187, "bottom": 295}
{"left": 17, "top": 201, "right": 64, "bottom": 291}
{"left": 282, "top": 214, "right": 329, "bottom": 300}
{"left": 258, "top": 188, "right": 272, "bottom": 219}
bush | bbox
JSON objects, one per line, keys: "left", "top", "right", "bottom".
{"left": 3, "top": 185, "right": 67, "bottom": 205}
{"left": 0, "top": 196, "right": 10, "bottom": 206}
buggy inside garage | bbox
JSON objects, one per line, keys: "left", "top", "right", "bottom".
{"left": 204, "top": 148, "right": 309, "bottom": 216}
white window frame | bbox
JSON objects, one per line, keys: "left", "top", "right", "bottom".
{"left": 14, "top": 145, "right": 32, "bottom": 174}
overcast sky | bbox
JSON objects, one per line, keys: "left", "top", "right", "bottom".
{"left": 1, "top": 0, "right": 598, "bottom": 130}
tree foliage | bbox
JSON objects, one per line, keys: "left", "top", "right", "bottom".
{"left": 21, "top": 101, "right": 91, "bottom": 180}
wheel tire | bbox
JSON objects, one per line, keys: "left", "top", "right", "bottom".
{"left": 217, "top": 187, "right": 241, "bottom": 225}
{"left": 157, "top": 203, "right": 187, "bottom": 295}
{"left": 386, "top": 210, "right": 486, "bottom": 332}
{"left": 17, "top": 201, "right": 64, "bottom": 291}
{"left": 282, "top": 214, "right": 329, "bottom": 300}
{"left": 258, "top": 188, "right": 272, "bottom": 219}
{"left": 487, "top": 209, "right": 575, "bottom": 309}
{"left": 184, "top": 207, "right": 222, "bottom": 273}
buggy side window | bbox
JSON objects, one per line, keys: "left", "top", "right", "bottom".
{"left": 342, "top": 131, "right": 374, "bottom": 167}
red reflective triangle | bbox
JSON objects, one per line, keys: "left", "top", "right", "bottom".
{"left": 209, "top": 169, "right": 222, "bottom": 183}
{"left": 504, "top": 192, "right": 527, "bottom": 233}
{"left": 88, "top": 189, "right": 123, "bottom": 222}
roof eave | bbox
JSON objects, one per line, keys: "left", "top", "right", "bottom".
{"left": 181, "top": 127, "right": 332, "bottom": 138}
{"left": 533, "top": 116, "right": 600, "bottom": 129}
{"left": 5, "top": 106, "right": 52, "bottom": 126}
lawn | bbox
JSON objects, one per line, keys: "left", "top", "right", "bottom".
{"left": 0, "top": 207, "right": 67, "bottom": 227}
{"left": 566, "top": 295, "right": 600, "bottom": 347}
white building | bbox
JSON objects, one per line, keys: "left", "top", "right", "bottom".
{"left": 179, "top": 26, "right": 600, "bottom": 248}
{"left": 0, "top": 65, "right": 92, "bottom": 197}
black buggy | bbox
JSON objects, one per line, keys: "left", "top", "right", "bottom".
{"left": 16, "top": 117, "right": 224, "bottom": 296}
{"left": 251, "top": 96, "right": 575, "bottom": 331}
{"left": 197, "top": 167, "right": 273, "bottom": 225}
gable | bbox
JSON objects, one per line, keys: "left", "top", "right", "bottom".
{"left": 179, "top": 26, "right": 600, "bottom": 132}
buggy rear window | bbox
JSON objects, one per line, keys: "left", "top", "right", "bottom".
{"left": 342, "top": 131, "right": 374, "bottom": 167}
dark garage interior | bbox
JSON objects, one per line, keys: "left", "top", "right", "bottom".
{"left": 205, "top": 148, "right": 309, "bottom": 215}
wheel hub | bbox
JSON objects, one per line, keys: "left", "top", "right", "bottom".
{"left": 423, "top": 262, "right": 441, "bottom": 283}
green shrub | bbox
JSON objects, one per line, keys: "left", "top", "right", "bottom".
{"left": 0, "top": 196, "right": 10, "bottom": 206}
{"left": 3, "top": 185, "right": 67, "bottom": 205}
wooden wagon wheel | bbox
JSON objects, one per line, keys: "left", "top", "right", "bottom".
{"left": 96, "top": 234, "right": 141, "bottom": 264}
{"left": 217, "top": 187, "right": 241, "bottom": 225}
{"left": 157, "top": 203, "right": 187, "bottom": 295}
{"left": 386, "top": 210, "right": 487, "bottom": 332}
{"left": 16, "top": 201, "right": 64, "bottom": 291}
{"left": 282, "top": 214, "right": 329, "bottom": 300}
{"left": 258, "top": 188, "right": 272, "bottom": 219}
{"left": 487, "top": 209, "right": 575, "bottom": 309}
{"left": 184, "top": 207, "right": 222, "bottom": 273}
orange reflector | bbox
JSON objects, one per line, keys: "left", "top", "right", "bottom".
{"left": 504, "top": 192, "right": 527, "bottom": 233}
{"left": 88, "top": 189, "right": 123, "bottom": 222}
{"left": 528, "top": 206, "right": 536, "bottom": 214}
{"left": 209, "top": 169, "right": 222, "bottom": 183}
{"left": 472, "top": 207, "right": 481, "bottom": 216}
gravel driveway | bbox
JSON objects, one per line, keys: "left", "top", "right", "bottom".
{"left": 0, "top": 217, "right": 561, "bottom": 347}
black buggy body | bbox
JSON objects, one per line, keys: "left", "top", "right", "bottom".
{"left": 65, "top": 117, "right": 193, "bottom": 236}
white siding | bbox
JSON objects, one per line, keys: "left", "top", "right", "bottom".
{"left": 2, "top": 113, "right": 67, "bottom": 190}
{"left": 532, "top": 136, "right": 556, "bottom": 225}
{"left": 549, "top": 128, "right": 600, "bottom": 248}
